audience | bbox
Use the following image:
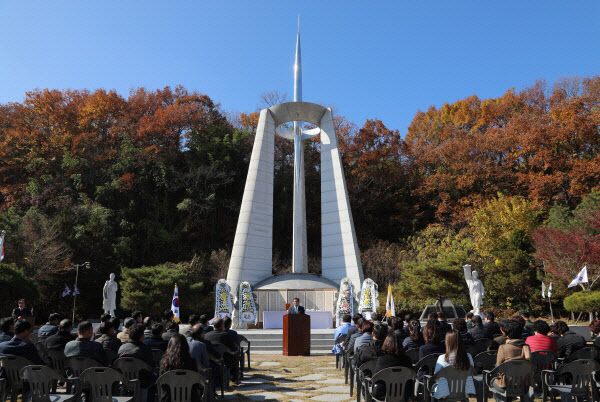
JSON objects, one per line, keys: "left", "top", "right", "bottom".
{"left": 390, "top": 317, "right": 405, "bottom": 341}
{"left": 162, "top": 309, "right": 175, "bottom": 328}
{"left": 162, "top": 321, "right": 179, "bottom": 343}
{"left": 160, "top": 333, "right": 203, "bottom": 401}
{"left": 525, "top": 320, "right": 557, "bottom": 353}
{"left": 513, "top": 315, "right": 533, "bottom": 338}
{"left": 452, "top": 318, "right": 473, "bottom": 345}
{"left": 0, "top": 319, "right": 45, "bottom": 364}
{"left": 118, "top": 323, "right": 155, "bottom": 367}
{"left": 344, "top": 315, "right": 362, "bottom": 349}
{"left": 37, "top": 313, "right": 61, "bottom": 340}
{"left": 432, "top": 330, "right": 475, "bottom": 400}
{"left": 200, "top": 315, "right": 214, "bottom": 334}
{"left": 143, "top": 316, "right": 156, "bottom": 339}
{"left": 403, "top": 319, "right": 424, "bottom": 350}
{"left": 334, "top": 314, "right": 354, "bottom": 342}
{"left": 554, "top": 320, "right": 586, "bottom": 359}
{"left": 118, "top": 318, "right": 136, "bottom": 343}
{"left": 46, "top": 319, "right": 76, "bottom": 350}
{"left": 93, "top": 313, "right": 112, "bottom": 339}
{"left": 64, "top": 321, "right": 108, "bottom": 365}
{"left": 187, "top": 324, "right": 210, "bottom": 369}
{"left": 374, "top": 332, "right": 412, "bottom": 372}
{"left": 111, "top": 317, "right": 121, "bottom": 335}
{"left": 589, "top": 320, "right": 600, "bottom": 348}
{"left": 95, "top": 321, "right": 122, "bottom": 353}
{"left": 144, "top": 323, "right": 168, "bottom": 351}
{"left": 353, "top": 323, "right": 388, "bottom": 367}
{"left": 437, "top": 311, "right": 452, "bottom": 337}
{"left": 0, "top": 317, "right": 15, "bottom": 342}
{"left": 353, "top": 320, "right": 374, "bottom": 353}
{"left": 489, "top": 319, "right": 510, "bottom": 350}
{"left": 223, "top": 317, "right": 240, "bottom": 349}
{"left": 346, "top": 318, "right": 364, "bottom": 352}
{"left": 466, "top": 312, "right": 474, "bottom": 329}
{"left": 521, "top": 311, "right": 535, "bottom": 333}
{"left": 484, "top": 311, "right": 501, "bottom": 338}
{"left": 181, "top": 314, "right": 200, "bottom": 338}
{"left": 419, "top": 322, "right": 445, "bottom": 360}
{"left": 133, "top": 311, "right": 144, "bottom": 323}
{"left": 467, "top": 315, "right": 487, "bottom": 341}
{"left": 494, "top": 319, "right": 532, "bottom": 390}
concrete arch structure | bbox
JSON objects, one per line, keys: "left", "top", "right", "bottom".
{"left": 226, "top": 101, "right": 364, "bottom": 296}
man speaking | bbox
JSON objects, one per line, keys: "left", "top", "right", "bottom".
{"left": 287, "top": 298, "right": 305, "bottom": 314}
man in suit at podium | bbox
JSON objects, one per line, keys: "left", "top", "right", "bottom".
{"left": 287, "top": 298, "right": 305, "bottom": 314}
{"left": 12, "top": 299, "right": 32, "bottom": 320}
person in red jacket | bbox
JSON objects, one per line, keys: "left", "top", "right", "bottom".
{"left": 525, "top": 320, "right": 557, "bottom": 353}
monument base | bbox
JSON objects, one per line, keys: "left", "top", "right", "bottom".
{"left": 419, "top": 299, "right": 466, "bottom": 323}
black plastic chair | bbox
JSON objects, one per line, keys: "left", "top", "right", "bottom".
{"left": 208, "top": 351, "right": 225, "bottom": 398}
{"left": 484, "top": 359, "right": 535, "bottom": 402}
{"left": 238, "top": 335, "right": 251, "bottom": 371}
{"left": 151, "top": 348, "right": 165, "bottom": 368}
{"left": 20, "top": 365, "right": 76, "bottom": 402}
{"left": 474, "top": 338, "right": 492, "bottom": 354}
{"left": 78, "top": 366, "right": 139, "bottom": 401}
{"left": 531, "top": 350, "right": 558, "bottom": 394}
{"left": 369, "top": 366, "right": 416, "bottom": 402}
{"left": 65, "top": 355, "right": 105, "bottom": 399}
{"left": 104, "top": 348, "right": 118, "bottom": 366}
{"left": 0, "top": 378, "right": 6, "bottom": 402}
{"left": 357, "top": 359, "right": 377, "bottom": 402}
{"left": 156, "top": 369, "right": 210, "bottom": 402}
{"left": 425, "top": 366, "right": 476, "bottom": 402}
{"left": 113, "top": 357, "right": 154, "bottom": 400}
{"left": 563, "top": 346, "right": 599, "bottom": 364}
{"left": 0, "top": 354, "right": 34, "bottom": 402}
{"left": 473, "top": 350, "right": 497, "bottom": 375}
{"left": 414, "top": 353, "right": 443, "bottom": 401}
{"left": 334, "top": 334, "right": 346, "bottom": 370}
{"left": 542, "top": 359, "right": 599, "bottom": 402}
{"left": 406, "top": 348, "right": 420, "bottom": 365}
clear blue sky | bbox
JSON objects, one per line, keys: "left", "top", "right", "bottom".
{"left": 1, "top": 1, "right": 599, "bottom": 135}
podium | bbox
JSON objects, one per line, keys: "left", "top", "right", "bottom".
{"left": 283, "top": 313, "right": 310, "bottom": 356}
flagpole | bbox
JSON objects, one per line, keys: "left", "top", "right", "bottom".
{"left": 548, "top": 295, "right": 554, "bottom": 324}
{"left": 71, "top": 262, "right": 90, "bottom": 322}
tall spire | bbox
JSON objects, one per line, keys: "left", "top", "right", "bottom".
{"left": 292, "top": 16, "right": 308, "bottom": 274}
{"left": 294, "top": 15, "right": 302, "bottom": 102}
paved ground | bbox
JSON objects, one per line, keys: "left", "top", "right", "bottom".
{"left": 224, "top": 354, "right": 353, "bottom": 401}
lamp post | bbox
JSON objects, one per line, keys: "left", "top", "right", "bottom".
{"left": 71, "top": 262, "right": 90, "bottom": 322}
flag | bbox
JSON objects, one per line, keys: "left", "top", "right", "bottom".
{"left": 73, "top": 285, "right": 80, "bottom": 295}
{"left": 568, "top": 266, "right": 589, "bottom": 288}
{"left": 385, "top": 284, "right": 396, "bottom": 318}
{"left": 548, "top": 282, "right": 552, "bottom": 298}
{"left": 171, "top": 284, "right": 180, "bottom": 322}
{"left": 0, "top": 230, "right": 5, "bottom": 262}
{"left": 62, "top": 284, "right": 71, "bottom": 297}
{"left": 542, "top": 282, "right": 546, "bottom": 299}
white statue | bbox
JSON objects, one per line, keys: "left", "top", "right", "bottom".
{"left": 463, "top": 264, "right": 484, "bottom": 317}
{"left": 102, "top": 273, "right": 118, "bottom": 317}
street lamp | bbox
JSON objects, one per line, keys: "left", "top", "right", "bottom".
{"left": 71, "top": 262, "right": 90, "bottom": 322}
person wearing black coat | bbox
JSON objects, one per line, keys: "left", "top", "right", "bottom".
{"left": 467, "top": 315, "right": 488, "bottom": 341}
{"left": 555, "top": 320, "right": 586, "bottom": 359}
{"left": 95, "top": 322, "right": 122, "bottom": 353}
{"left": 117, "top": 323, "right": 155, "bottom": 368}
{"left": 0, "top": 317, "right": 14, "bottom": 343}
{"left": 452, "top": 319, "right": 474, "bottom": 345}
{"left": 143, "top": 323, "right": 168, "bottom": 351}
{"left": 223, "top": 317, "right": 240, "bottom": 349}
{"left": 353, "top": 324, "right": 388, "bottom": 368}
{"left": 162, "top": 321, "right": 179, "bottom": 343}
{"left": 374, "top": 333, "right": 413, "bottom": 373}
{"left": 11, "top": 299, "right": 33, "bottom": 320}
{"left": 64, "top": 321, "right": 108, "bottom": 366}
{"left": 484, "top": 312, "right": 501, "bottom": 339}
{"left": 0, "top": 319, "right": 45, "bottom": 365}
{"left": 204, "top": 320, "right": 237, "bottom": 351}
{"left": 45, "top": 319, "right": 76, "bottom": 350}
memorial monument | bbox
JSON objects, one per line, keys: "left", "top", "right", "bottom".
{"left": 226, "top": 20, "right": 364, "bottom": 326}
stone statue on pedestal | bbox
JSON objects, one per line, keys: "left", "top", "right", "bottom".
{"left": 463, "top": 264, "right": 484, "bottom": 317}
{"left": 102, "top": 273, "right": 118, "bottom": 317}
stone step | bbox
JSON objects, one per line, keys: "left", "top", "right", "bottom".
{"left": 247, "top": 338, "right": 334, "bottom": 347}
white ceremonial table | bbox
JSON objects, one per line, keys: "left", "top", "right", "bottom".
{"left": 263, "top": 311, "right": 332, "bottom": 329}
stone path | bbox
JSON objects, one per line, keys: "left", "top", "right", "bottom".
{"left": 224, "top": 354, "right": 353, "bottom": 401}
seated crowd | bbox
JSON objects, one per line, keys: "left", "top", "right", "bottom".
{"left": 336, "top": 310, "right": 596, "bottom": 400}
{"left": 0, "top": 310, "right": 243, "bottom": 400}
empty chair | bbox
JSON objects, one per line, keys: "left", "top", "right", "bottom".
{"left": 542, "top": 359, "right": 600, "bottom": 402}
{"left": 425, "top": 366, "right": 476, "bottom": 402}
{"left": 369, "top": 366, "right": 416, "bottom": 402}
{"left": 414, "top": 353, "right": 443, "bottom": 400}
{"left": 47, "top": 348, "right": 68, "bottom": 376}
{"left": 156, "top": 369, "right": 210, "bottom": 402}
{"left": 473, "top": 351, "right": 497, "bottom": 375}
{"left": 238, "top": 335, "right": 251, "bottom": 371}
{"left": 20, "top": 365, "right": 76, "bottom": 402}
{"left": 531, "top": 350, "right": 557, "bottom": 392}
{"left": 484, "top": 359, "right": 535, "bottom": 402}
{"left": 113, "top": 356, "right": 154, "bottom": 399}
{"left": 334, "top": 334, "right": 346, "bottom": 370}
{"left": 78, "top": 366, "right": 139, "bottom": 401}
{"left": 0, "top": 354, "right": 34, "bottom": 402}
